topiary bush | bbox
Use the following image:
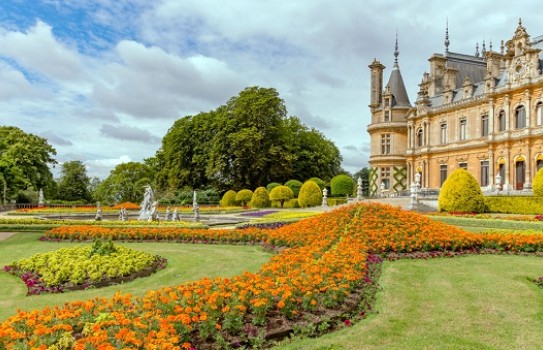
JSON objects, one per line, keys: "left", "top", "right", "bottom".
{"left": 330, "top": 174, "right": 355, "bottom": 197}
{"left": 284, "top": 180, "right": 303, "bottom": 198}
{"left": 298, "top": 181, "right": 323, "bottom": 208}
{"left": 533, "top": 167, "right": 543, "bottom": 197}
{"left": 438, "top": 169, "right": 485, "bottom": 213}
{"left": 269, "top": 185, "right": 294, "bottom": 208}
{"left": 251, "top": 187, "right": 270, "bottom": 208}
{"left": 266, "top": 182, "right": 281, "bottom": 193}
{"left": 308, "top": 177, "right": 326, "bottom": 191}
{"left": 235, "top": 189, "right": 254, "bottom": 207}
{"left": 220, "top": 190, "right": 237, "bottom": 207}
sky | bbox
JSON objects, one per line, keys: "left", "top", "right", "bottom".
{"left": 0, "top": 0, "right": 541, "bottom": 180}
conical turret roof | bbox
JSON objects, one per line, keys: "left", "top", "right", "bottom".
{"left": 386, "top": 35, "right": 411, "bottom": 108}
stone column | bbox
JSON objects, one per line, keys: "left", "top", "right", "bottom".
{"left": 489, "top": 151, "right": 495, "bottom": 187}
{"left": 504, "top": 95, "right": 511, "bottom": 130}
{"left": 525, "top": 89, "right": 531, "bottom": 128}
{"left": 488, "top": 99, "right": 495, "bottom": 135}
{"left": 504, "top": 148, "right": 511, "bottom": 191}
{"left": 525, "top": 142, "right": 532, "bottom": 189}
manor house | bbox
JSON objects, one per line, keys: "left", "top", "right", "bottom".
{"left": 367, "top": 19, "right": 543, "bottom": 196}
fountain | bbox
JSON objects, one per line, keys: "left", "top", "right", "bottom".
{"left": 138, "top": 185, "right": 156, "bottom": 221}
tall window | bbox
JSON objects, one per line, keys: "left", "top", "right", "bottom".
{"left": 381, "top": 134, "right": 391, "bottom": 155}
{"left": 481, "top": 115, "right": 489, "bottom": 136}
{"left": 440, "top": 164, "right": 448, "bottom": 186}
{"left": 515, "top": 105, "right": 526, "bottom": 128}
{"left": 459, "top": 118, "right": 467, "bottom": 140}
{"left": 498, "top": 110, "right": 506, "bottom": 131}
{"left": 384, "top": 110, "right": 391, "bottom": 122}
{"left": 440, "top": 123, "right": 447, "bottom": 144}
{"left": 459, "top": 162, "right": 468, "bottom": 170}
{"left": 481, "top": 160, "right": 489, "bottom": 187}
{"left": 380, "top": 167, "right": 390, "bottom": 190}
{"left": 536, "top": 102, "right": 543, "bottom": 126}
{"left": 417, "top": 128, "right": 424, "bottom": 147}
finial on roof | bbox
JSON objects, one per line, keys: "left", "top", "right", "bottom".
{"left": 444, "top": 18, "right": 450, "bottom": 55}
{"left": 482, "top": 40, "right": 486, "bottom": 55}
{"left": 500, "top": 40, "right": 504, "bottom": 54}
{"left": 519, "top": 17, "right": 522, "bottom": 26}
{"left": 475, "top": 42, "right": 479, "bottom": 57}
{"left": 489, "top": 39, "right": 492, "bottom": 52}
{"left": 394, "top": 29, "right": 399, "bottom": 65}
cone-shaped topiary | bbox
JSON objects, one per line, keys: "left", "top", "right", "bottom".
{"left": 266, "top": 182, "right": 281, "bottom": 192}
{"left": 220, "top": 190, "right": 237, "bottom": 206}
{"left": 533, "top": 167, "right": 543, "bottom": 196}
{"left": 284, "top": 180, "right": 303, "bottom": 198}
{"left": 251, "top": 187, "right": 271, "bottom": 208}
{"left": 235, "top": 189, "right": 254, "bottom": 206}
{"left": 269, "top": 185, "right": 294, "bottom": 208}
{"left": 438, "top": 168, "right": 485, "bottom": 213}
{"left": 298, "top": 180, "right": 323, "bottom": 208}
{"left": 308, "top": 177, "right": 326, "bottom": 190}
{"left": 330, "top": 174, "right": 355, "bottom": 197}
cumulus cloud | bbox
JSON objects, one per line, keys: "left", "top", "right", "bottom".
{"left": 0, "top": 20, "right": 84, "bottom": 82}
{"left": 0, "top": 62, "right": 47, "bottom": 100}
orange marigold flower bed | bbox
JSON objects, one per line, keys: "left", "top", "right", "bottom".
{"left": 2, "top": 203, "right": 543, "bottom": 349}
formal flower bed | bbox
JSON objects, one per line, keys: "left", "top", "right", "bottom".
{"left": 1, "top": 203, "right": 542, "bottom": 349}
{"left": 13, "top": 205, "right": 245, "bottom": 215}
{"left": 3, "top": 240, "right": 167, "bottom": 295}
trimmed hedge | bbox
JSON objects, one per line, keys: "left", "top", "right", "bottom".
{"left": 266, "top": 182, "right": 281, "bottom": 192}
{"left": 235, "top": 189, "right": 254, "bottom": 206}
{"left": 330, "top": 175, "right": 355, "bottom": 197}
{"left": 269, "top": 186, "right": 294, "bottom": 208}
{"left": 430, "top": 215, "right": 543, "bottom": 230}
{"left": 308, "top": 177, "right": 326, "bottom": 191}
{"left": 438, "top": 169, "right": 485, "bottom": 213}
{"left": 284, "top": 180, "right": 303, "bottom": 198}
{"left": 298, "top": 181, "right": 322, "bottom": 208}
{"left": 484, "top": 196, "right": 543, "bottom": 215}
{"left": 327, "top": 198, "right": 348, "bottom": 206}
{"left": 251, "top": 187, "right": 271, "bottom": 208}
{"left": 220, "top": 190, "right": 237, "bottom": 207}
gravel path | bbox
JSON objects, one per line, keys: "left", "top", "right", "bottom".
{"left": 0, "top": 232, "right": 16, "bottom": 241}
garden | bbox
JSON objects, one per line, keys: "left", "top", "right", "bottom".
{"left": 0, "top": 200, "right": 542, "bottom": 349}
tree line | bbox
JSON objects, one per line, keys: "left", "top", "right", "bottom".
{"left": 1, "top": 87, "right": 369, "bottom": 205}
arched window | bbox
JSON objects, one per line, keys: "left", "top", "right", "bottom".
{"left": 536, "top": 102, "right": 543, "bottom": 126}
{"left": 481, "top": 115, "right": 489, "bottom": 136}
{"left": 417, "top": 128, "right": 424, "bottom": 147}
{"left": 515, "top": 105, "right": 526, "bottom": 129}
{"left": 497, "top": 110, "right": 506, "bottom": 131}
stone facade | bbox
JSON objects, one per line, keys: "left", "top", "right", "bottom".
{"left": 367, "top": 20, "right": 543, "bottom": 196}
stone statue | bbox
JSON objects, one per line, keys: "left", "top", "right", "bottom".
{"left": 322, "top": 188, "right": 328, "bottom": 208}
{"left": 149, "top": 200, "right": 159, "bottom": 221}
{"left": 356, "top": 177, "right": 364, "bottom": 202}
{"left": 119, "top": 207, "right": 128, "bottom": 221}
{"left": 38, "top": 188, "right": 45, "bottom": 208}
{"left": 95, "top": 202, "right": 102, "bottom": 221}
{"left": 173, "top": 207, "right": 180, "bottom": 221}
{"left": 165, "top": 206, "right": 172, "bottom": 221}
{"left": 138, "top": 185, "right": 155, "bottom": 221}
{"left": 193, "top": 190, "right": 200, "bottom": 221}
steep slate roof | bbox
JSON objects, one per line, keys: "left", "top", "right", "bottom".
{"left": 386, "top": 61, "right": 412, "bottom": 107}
{"left": 445, "top": 52, "right": 486, "bottom": 86}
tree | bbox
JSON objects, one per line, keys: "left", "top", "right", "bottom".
{"left": 284, "top": 180, "right": 303, "bottom": 198}
{"left": 56, "top": 161, "right": 92, "bottom": 202}
{"left": 298, "top": 180, "right": 323, "bottom": 207}
{"left": 0, "top": 126, "right": 57, "bottom": 202}
{"left": 220, "top": 190, "right": 237, "bottom": 207}
{"left": 153, "top": 86, "right": 343, "bottom": 193}
{"left": 330, "top": 174, "right": 355, "bottom": 197}
{"left": 269, "top": 185, "right": 294, "bottom": 208}
{"left": 94, "top": 162, "right": 153, "bottom": 205}
{"left": 308, "top": 177, "right": 326, "bottom": 191}
{"left": 438, "top": 169, "right": 485, "bottom": 213}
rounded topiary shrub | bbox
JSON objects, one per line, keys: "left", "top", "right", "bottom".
{"left": 298, "top": 180, "right": 323, "bottom": 208}
{"left": 269, "top": 185, "right": 294, "bottom": 208}
{"left": 251, "top": 187, "right": 270, "bottom": 208}
{"left": 284, "top": 180, "right": 303, "bottom": 198}
{"left": 235, "top": 189, "right": 254, "bottom": 207}
{"left": 438, "top": 168, "right": 485, "bottom": 213}
{"left": 308, "top": 177, "right": 326, "bottom": 191}
{"left": 266, "top": 182, "right": 281, "bottom": 193}
{"left": 330, "top": 174, "right": 355, "bottom": 197}
{"left": 533, "top": 167, "right": 543, "bottom": 196}
{"left": 220, "top": 190, "right": 237, "bottom": 206}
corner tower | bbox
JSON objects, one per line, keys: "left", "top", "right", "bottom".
{"left": 367, "top": 35, "right": 412, "bottom": 196}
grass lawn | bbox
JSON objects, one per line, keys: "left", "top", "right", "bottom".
{"left": 0, "top": 232, "right": 272, "bottom": 321}
{"left": 274, "top": 255, "right": 543, "bottom": 350}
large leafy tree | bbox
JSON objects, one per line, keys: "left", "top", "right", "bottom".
{"left": 0, "top": 126, "right": 57, "bottom": 203}
{"left": 56, "top": 161, "right": 92, "bottom": 202}
{"left": 152, "top": 86, "right": 343, "bottom": 192}
{"left": 94, "top": 162, "right": 153, "bottom": 204}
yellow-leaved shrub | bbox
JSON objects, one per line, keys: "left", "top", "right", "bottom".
{"left": 438, "top": 169, "right": 485, "bottom": 213}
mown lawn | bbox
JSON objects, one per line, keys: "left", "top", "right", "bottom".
{"left": 0, "top": 232, "right": 272, "bottom": 321}
{"left": 274, "top": 255, "right": 543, "bottom": 350}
